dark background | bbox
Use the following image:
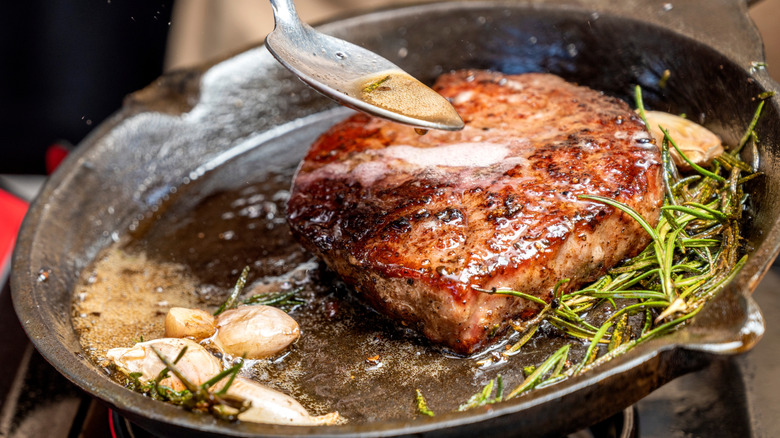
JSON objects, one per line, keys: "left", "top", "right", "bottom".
{"left": 1, "top": 1, "right": 777, "bottom": 176}
{"left": 0, "top": 1, "right": 173, "bottom": 175}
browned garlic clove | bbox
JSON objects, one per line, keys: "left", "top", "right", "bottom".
{"left": 214, "top": 305, "right": 300, "bottom": 359}
{"left": 106, "top": 338, "right": 222, "bottom": 391}
{"left": 643, "top": 110, "right": 724, "bottom": 169}
{"left": 164, "top": 307, "right": 217, "bottom": 340}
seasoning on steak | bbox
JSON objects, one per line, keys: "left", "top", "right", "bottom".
{"left": 287, "top": 70, "right": 663, "bottom": 354}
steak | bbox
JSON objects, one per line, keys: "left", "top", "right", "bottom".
{"left": 287, "top": 70, "right": 663, "bottom": 354}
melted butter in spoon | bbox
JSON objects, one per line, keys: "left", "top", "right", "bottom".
{"left": 353, "top": 70, "right": 463, "bottom": 129}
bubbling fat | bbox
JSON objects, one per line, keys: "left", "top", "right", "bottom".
{"left": 72, "top": 248, "right": 203, "bottom": 365}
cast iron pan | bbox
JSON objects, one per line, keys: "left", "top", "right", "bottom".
{"left": 12, "top": 0, "right": 780, "bottom": 437}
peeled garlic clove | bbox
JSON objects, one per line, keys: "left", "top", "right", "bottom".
{"left": 226, "top": 377, "right": 339, "bottom": 425}
{"left": 165, "top": 307, "right": 217, "bottom": 340}
{"left": 106, "top": 338, "right": 222, "bottom": 391}
{"left": 643, "top": 110, "right": 724, "bottom": 168}
{"left": 214, "top": 305, "right": 300, "bottom": 359}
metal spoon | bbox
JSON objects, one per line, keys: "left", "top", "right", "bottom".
{"left": 266, "top": 0, "right": 464, "bottom": 131}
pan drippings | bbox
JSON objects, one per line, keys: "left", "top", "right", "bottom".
{"left": 72, "top": 169, "right": 572, "bottom": 423}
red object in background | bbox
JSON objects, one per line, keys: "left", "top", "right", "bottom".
{"left": 0, "top": 189, "right": 28, "bottom": 273}
{"left": 1, "top": 143, "right": 69, "bottom": 274}
{"left": 46, "top": 143, "right": 71, "bottom": 174}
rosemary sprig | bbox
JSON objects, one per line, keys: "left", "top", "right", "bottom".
{"left": 243, "top": 286, "right": 307, "bottom": 312}
{"left": 214, "top": 266, "right": 250, "bottom": 316}
{"left": 735, "top": 100, "right": 764, "bottom": 154}
{"left": 634, "top": 85, "right": 650, "bottom": 127}
{"left": 214, "top": 267, "right": 308, "bottom": 315}
{"left": 456, "top": 87, "right": 760, "bottom": 409}
{"left": 506, "top": 345, "right": 570, "bottom": 399}
{"left": 139, "top": 346, "right": 250, "bottom": 421}
{"left": 458, "top": 375, "right": 504, "bottom": 411}
{"left": 661, "top": 126, "right": 725, "bottom": 182}
{"left": 415, "top": 389, "right": 435, "bottom": 417}
{"left": 505, "top": 325, "right": 539, "bottom": 356}
{"left": 363, "top": 75, "right": 390, "bottom": 93}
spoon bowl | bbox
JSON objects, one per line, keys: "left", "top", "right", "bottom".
{"left": 266, "top": 0, "right": 464, "bottom": 131}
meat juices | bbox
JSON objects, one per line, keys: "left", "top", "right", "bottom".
{"left": 287, "top": 70, "right": 663, "bottom": 354}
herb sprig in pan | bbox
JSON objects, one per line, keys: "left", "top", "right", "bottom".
{"left": 126, "top": 346, "right": 249, "bottom": 421}
{"left": 214, "top": 266, "right": 308, "bottom": 315}
{"left": 418, "top": 87, "right": 764, "bottom": 416}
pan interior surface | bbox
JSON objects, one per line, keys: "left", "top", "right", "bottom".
{"left": 12, "top": 2, "right": 779, "bottom": 437}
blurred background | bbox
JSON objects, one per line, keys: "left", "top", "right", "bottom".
{"left": 0, "top": 0, "right": 777, "bottom": 179}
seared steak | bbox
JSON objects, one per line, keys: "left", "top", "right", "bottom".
{"left": 287, "top": 70, "right": 663, "bottom": 354}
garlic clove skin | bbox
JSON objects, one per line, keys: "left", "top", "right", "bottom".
{"left": 214, "top": 305, "right": 301, "bottom": 359}
{"left": 643, "top": 110, "right": 724, "bottom": 169}
{"left": 106, "top": 338, "right": 222, "bottom": 391}
{"left": 164, "top": 307, "right": 217, "bottom": 340}
{"left": 226, "top": 377, "right": 339, "bottom": 425}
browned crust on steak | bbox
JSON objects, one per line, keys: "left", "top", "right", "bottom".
{"left": 287, "top": 70, "right": 663, "bottom": 354}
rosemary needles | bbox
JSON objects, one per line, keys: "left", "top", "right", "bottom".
{"left": 127, "top": 345, "right": 249, "bottom": 421}
{"left": 452, "top": 87, "right": 762, "bottom": 408}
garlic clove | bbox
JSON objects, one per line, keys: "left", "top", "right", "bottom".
{"left": 643, "top": 110, "right": 724, "bottom": 169}
{"left": 106, "top": 338, "right": 222, "bottom": 391}
{"left": 164, "top": 307, "right": 217, "bottom": 340}
{"left": 227, "top": 377, "right": 339, "bottom": 425}
{"left": 107, "top": 336, "right": 339, "bottom": 426}
{"left": 214, "top": 305, "right": 300, "bottom": 359}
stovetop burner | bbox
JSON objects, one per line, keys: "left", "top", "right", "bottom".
{"left": 2, "top": 269, "right": 778, "bottom": 437}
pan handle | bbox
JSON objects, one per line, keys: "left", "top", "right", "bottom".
{"left": 585, "top": 0, "right": 766, "bottom": 71}
{"left": 679, "top": 293, "right": 765, "bottom": 355}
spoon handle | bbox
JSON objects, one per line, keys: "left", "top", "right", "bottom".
{"left": 269, "top": 0, "right": 302, "bottom": 29}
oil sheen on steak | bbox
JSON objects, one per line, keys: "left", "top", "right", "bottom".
{"left": 287, "top": 70, "right": 663, "bottom": 354}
